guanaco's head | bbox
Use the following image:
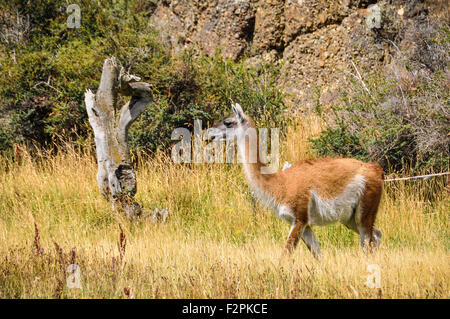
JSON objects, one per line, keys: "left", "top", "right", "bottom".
{"left": 207, "top": 103, "right": 252, "bottom": 141}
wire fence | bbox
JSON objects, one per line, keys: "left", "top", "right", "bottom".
{"left": 282, "top": 161, "right": 448, "bottom": 183}
{"left": 383, "top": 172, "right": 450, "bottom": 182}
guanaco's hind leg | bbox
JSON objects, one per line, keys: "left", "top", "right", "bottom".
{"left": 372, "top": 227, "right": 382, "bottom": 248}
{"left": 344, "top": 215, "right": 382, "bottom": 250}
{"left": 356, "top": 181, "right": 383, "bottom": 251}
{"left": 358, "top": 225, "right": 382, "bottom": 250}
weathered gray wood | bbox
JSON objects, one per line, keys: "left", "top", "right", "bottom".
{"left": 85, "top": 57, "right": 153, "bottom": 218}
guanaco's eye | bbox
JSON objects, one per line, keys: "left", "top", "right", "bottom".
{"left": 224, "top": 119, "right": 234, "bottom": 127}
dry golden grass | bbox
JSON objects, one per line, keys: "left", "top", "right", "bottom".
{"left": 0, "top": 115, "right": 448, "bottom": 298}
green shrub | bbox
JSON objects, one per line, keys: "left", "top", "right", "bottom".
{"left": 129, "top": 50, "right": 288, "bottom": 153}
{"left": 0, "top": 0, "right": 287, "bottom": 155}
{"left": 310, "top": 126, "right": 368, "bottom": 161}
{"left": 0, "top": 127, "right": 12, "bottom": 153}
{"left": 311, "top": 63, "right": 449, "bottom": 173}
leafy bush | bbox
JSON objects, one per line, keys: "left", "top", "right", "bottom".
{"left": 0, "top": 126, "right": 12, "bottom": 153}
{"left": 129, "top": 50, "right": 288, "bottom": 153}
{"left": 0, "top": 0, "right": 287, "bottom": 155}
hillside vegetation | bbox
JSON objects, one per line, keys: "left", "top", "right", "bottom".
{"left": 0, "top": 0, "right": 448, "bottom": 171}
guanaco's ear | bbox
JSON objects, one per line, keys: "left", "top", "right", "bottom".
{"left": 231, "top": 103, "right": 245, "bottom": 122}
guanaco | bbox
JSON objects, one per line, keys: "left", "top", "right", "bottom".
{"left": 207, "top": 104, "right": 384, "bottom": 258}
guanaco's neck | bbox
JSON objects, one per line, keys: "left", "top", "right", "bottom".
{"left": 236, "top": 123, "right": 284, "bottom": 206}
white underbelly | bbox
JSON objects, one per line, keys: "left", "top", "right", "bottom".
{"left": 308, "top": 175, "right": 366, "bottom": 226}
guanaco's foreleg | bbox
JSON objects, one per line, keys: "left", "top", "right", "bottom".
{"left": 301, "top": 226, "right": 321, "bottom": 258}
{"left": 285, "top": 221, "right": 305, "bottom": 253}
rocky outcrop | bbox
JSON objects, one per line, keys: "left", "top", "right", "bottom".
{"left": 150, "top": 0, "right": 438, "bottom": 109}
{"left": 152, "top": 0, "right": 255, "bottom": 59}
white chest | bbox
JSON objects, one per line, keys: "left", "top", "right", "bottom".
{"left": 308, "top": 175, "right": 366, "bottom": 226}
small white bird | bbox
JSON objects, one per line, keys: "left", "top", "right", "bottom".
{"left": 282, "top": 161, "right": 292, "bottom": 171}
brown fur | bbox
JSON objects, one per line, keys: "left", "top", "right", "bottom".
{"left": 211, "top": 105, "right": 384, "bottom": 255}
{"left": 243, "top": 125, "right": 384, "bottom": 253}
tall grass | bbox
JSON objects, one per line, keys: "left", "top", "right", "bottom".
{"left": 0, "top": 115, "right": 448, "bottom": 298}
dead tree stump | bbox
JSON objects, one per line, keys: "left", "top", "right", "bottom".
{"left": 85, "top": 57, "right": 153, "bottom": 218}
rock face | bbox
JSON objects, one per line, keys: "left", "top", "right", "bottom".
{"left": 150, "top": 0, "right": 437, "bottom": 109}
{"left": 152, "top": 0, "right": 255, "bottom": 59}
